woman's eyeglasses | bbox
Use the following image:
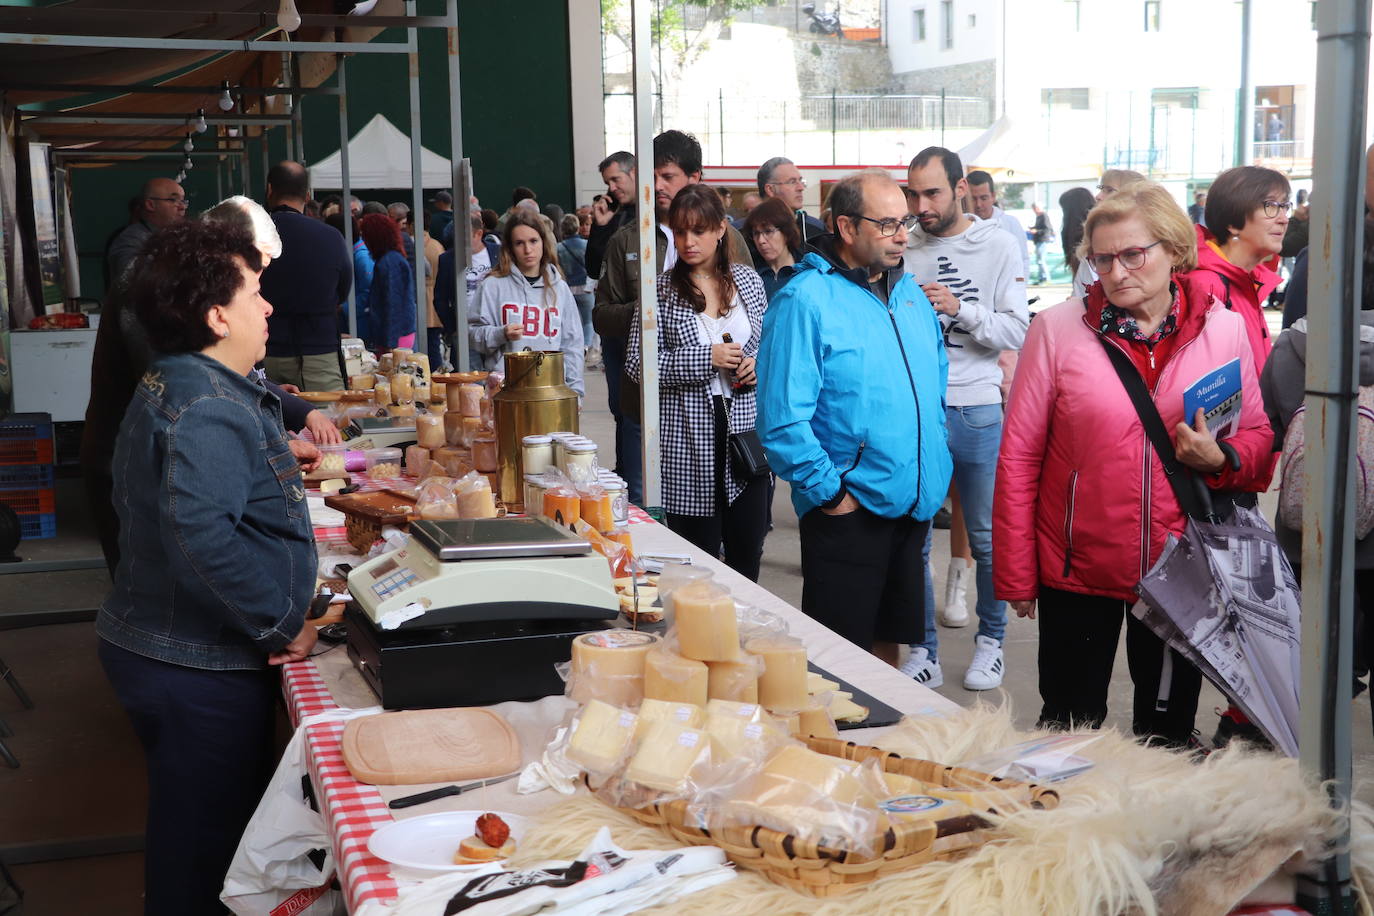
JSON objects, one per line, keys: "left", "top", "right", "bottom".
{"left": 1087, "top": 240, "right": 1161, "bottom": 273}
{"left": 1262, "top": 200, "right": 1293, "bottom": 218}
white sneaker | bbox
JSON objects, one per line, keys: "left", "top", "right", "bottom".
{"left": 939, "top": 559, "right": 971, "bottom": 627}
{"left": 963, "top": 635, "right": 1004, "bottom": 690}
{"left": 900, "top": 647, "right": 944, "bottom": 689}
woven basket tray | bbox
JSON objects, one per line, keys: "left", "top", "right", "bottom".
{"left": 604, "top": 735, "right": 1060, "bottom": 898}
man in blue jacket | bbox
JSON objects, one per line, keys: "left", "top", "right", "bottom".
{"left": 758, "top": 170, "right": 952, "bottom": 664}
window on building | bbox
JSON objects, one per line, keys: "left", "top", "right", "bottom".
{"left": 913, "top": 7, "right": 926, "bottom": 41}
{"left": 1144, "top": 0, "right": 1161, "bottom": 30}
{"left": 1041, "top": 88, "right": 1091, "bottom": 110}
{"left": 941, "top": 0, "right": 954, "bottom": 48}
{"left": 967, "top": 13, "right": 976, "bottom": 27}
{"left": 1065, "top": 0, "right": 1081, "bottom": 30}
{"left": 1152, "top": 87, "right": 1200, "bottom": 109}
{"left": 1311, "top": 1, "right": 1317, "bottom": 29}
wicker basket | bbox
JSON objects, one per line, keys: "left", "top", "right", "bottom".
{"left": 603, "top": 735, "right": 1060, "bottom": 898}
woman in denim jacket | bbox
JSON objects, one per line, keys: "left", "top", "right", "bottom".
{"left": 96, "top": 219, "right": 319, "bottom": 915}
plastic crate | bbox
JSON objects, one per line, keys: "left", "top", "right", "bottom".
{"left": 0, "top": 486, "right": 55, "bottom": 516}
{"left": 0, "top": 439, "right": 54, "bottom": 466}
{"left": 18, "top": 512, "right": 56, "bottom": 540}
{"left": 0, "top": 464, "right": 55, "bottom": 487}
{"left": 0, "top": 412, "right": 53, "bottom": 442}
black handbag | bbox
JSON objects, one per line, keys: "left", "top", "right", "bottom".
{"left": 728, "top": 427, "right": 771, "bottom": 478}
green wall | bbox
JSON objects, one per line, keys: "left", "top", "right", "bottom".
{"left": 70, "top": 0, "right": 575, "bottom": 301}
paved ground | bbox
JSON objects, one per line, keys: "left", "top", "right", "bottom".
{"left": 574, "top": 291, "right": 1374, "bottom": 799}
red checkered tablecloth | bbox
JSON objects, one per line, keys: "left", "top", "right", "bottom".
{"left": 282, "top": 660, "right": 401, "bottom": 912}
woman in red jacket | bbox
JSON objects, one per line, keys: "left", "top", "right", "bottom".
{"left": 1188, "top": 165, "right": 1290, "bottom": 371}
{"left": 993, "top": 182, "right": 1274, "bottom": 748}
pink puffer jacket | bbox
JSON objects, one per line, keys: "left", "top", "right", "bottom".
{"left": 993, "top": 282, "right": 1275, "bottom": 603}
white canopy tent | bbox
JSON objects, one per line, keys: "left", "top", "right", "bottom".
{"left": 308, "top": 113, "right": 451, "bottom": 189}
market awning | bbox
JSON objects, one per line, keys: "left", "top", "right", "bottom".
{"left": 308, "top": 114, "right": 452, "bottom": 190}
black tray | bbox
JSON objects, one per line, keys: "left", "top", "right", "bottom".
{"left": 807, "top": 661, "right": 905, "bottom": 731}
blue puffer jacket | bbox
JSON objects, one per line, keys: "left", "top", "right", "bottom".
{"left": 97, "top": 351, "right": 317, "bottom": 670}
{"left": 757, "top": 239, "right": 952, "bottom": 520}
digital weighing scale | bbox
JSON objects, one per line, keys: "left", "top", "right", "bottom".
{"left": 343, "top": 414, "right": 418, "bottom": 450}
{"left": 344, "top": 516, "right": 618, "bottom": 709}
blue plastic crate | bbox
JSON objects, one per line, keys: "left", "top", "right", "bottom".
{"left": 0, "top": 412, "right": 53, "bottom": 442}
{"left": 18, "top": 511, "right": 56, "bottom": 540}
{"left": 0, "top": 464, "right": 55, "bottom": 488}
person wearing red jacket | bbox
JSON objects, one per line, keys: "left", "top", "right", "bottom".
{"left": 993, "top": 182, "right": 1274, "bottom": 748}
{"left": 1187, "top": 165, "right": 1290, "bottom": 373}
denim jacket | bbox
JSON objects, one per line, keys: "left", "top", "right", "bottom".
{"left": 97, "top": 351, "right": 317, "bottom": 670}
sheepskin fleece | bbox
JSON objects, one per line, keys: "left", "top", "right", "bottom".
{"left": 508, "top": 705, "right": 1374, "bottom": 916}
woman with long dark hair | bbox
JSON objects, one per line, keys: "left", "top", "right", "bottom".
{"left": 470, "top": 208, "right": 585, "bottom": 396}
{"left": 1058, "top": 186, "right": 1096, "bottom": 278}
{"left": 626, "top": 183, "right": 770, "bottom": 579}
{"left": 359, "top": 212, "right": 416, "bottom": 351}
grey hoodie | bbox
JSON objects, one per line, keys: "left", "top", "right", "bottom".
{"left": 1260, "top": 311, "right": 1374, "bottom": 567}
{"left": 903, "top": 214, "right": 1029, "bottom": 406}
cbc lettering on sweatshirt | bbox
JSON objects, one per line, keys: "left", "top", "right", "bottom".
{"left": 501, "top": 301, "right": 562, "bottom": 341}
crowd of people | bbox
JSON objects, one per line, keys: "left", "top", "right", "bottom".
{"left": 86, "top": 123, "right": 1355, "bottom": 911}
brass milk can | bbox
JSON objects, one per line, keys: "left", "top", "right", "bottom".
{"left": 494, "top": 350, "right": 579, "bottom": 509}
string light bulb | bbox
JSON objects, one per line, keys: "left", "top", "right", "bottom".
{"left": 183, "top": 133, "right": 194, "bottom": 154}
{"left": 277, "top": 0, "right": 302, "bottom": 32}
{"left": 218, "top": 81, "right": 235, "bottom": 112}
{"left": 193, "top": 108, "right": 208, "bottom": 133}
{"left": 175, "top": 170, "right": 186, "bottom": 183}
{"left": 182, "top": 157, "right": 194, "bottom": 171}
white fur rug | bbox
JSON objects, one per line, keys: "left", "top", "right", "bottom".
{"left": 510, "top": 705, "right": 1374, "bottom": 916}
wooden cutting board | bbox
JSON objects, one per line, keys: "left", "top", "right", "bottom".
{"left": 341, "top": 708, "right": 522, "bottom": 785}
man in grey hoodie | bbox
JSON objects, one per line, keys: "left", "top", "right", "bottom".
{"left": 901, "top": 146, "right": 1029, "bottom": 692}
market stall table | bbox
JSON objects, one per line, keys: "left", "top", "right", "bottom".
{"left": 268, "top": 478, "right": 956, "bottom": 914}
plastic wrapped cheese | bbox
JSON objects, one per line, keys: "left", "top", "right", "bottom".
{"left": 405, "top": 445, "right": 431, "bottom": 478}
{"left": 746, "top": 635, "right": 809, "bottom": 713}
{"left": 634, "top": 698, "right": 704, "bottom": 742}
{"left": 432, "top": 446, "right": 473, "bottom": 479}
{"left": 705, "top": 711, "right": 785, "bottom": 761}
{"left": 566, "top": 700, "right": 639, "bottom": 776}
{"left": 706, "top": 658, "right": 759, "bottom": 704}
{"left": 455, "top": 475, "right": 498, "bottom": 518}
{"left": 797, "top": 703, "right": 839, "bottom": 739}
{"left": 391, "top": 371, "right": 414, "bottom": 404}
{"left": 568, "top": 629, "right": 659, "bottom": 708}
{"left": 416, "top": 413, "right": 445, "bottom": 449}
{"left": 674, "top": 582, "right": 740, "bottom": 662}
{"left": 724, "top": 745, "right": 880, "bottom": 851}
{"left": 458, "top": 383, "right": 484, "bottom": 418}
{"left": 643, "top": 647, "right": 708, "bottom": 706}
{"left": 624, "top": 720, "right": 707, "bottom": 792}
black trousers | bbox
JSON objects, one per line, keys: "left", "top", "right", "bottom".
{"left": 800, "top": 506, "right": 930, "bottom": 650}
{"left": 1037, "top": 585, "right": 1203, "bottom": 747}
{"left": 99, "top": 640, "right": 279, "bottom": 915}
{"left": 666, "top": 397, "right": 770, "bottom": 582}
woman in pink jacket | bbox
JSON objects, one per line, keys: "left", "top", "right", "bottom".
{"left": 993, "top": 182, "right": 1274, "bottom": 748}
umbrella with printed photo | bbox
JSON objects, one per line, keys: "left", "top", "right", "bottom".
{"left": 1132, "top": 504, "right": 1302, "bottom": 757}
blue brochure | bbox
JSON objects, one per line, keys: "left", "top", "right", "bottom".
{"left": 1183, "top": 357, "right": 1242, "bottom": 438}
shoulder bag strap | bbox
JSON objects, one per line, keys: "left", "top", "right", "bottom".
{"left": 1096, "top": 334, "right": 1213, "bottom": 522}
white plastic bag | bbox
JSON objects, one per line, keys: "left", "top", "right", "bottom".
{"left": 221, "top": 706, "right": 380, "bottom": 915}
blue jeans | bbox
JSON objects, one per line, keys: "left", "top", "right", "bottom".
{"left": 574, "top": 291, "right": 597, "bottom": 349}
{"left": 1033, "top": 241, "right": 1050, "bottom": 283}
{"left": 600, "top": 335, "right": 643, "bottom": 504}
{"left": 916, "top": 403, "right": 1006, "bottom": 658}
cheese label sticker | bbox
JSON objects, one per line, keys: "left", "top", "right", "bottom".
{"left": 733, "top": 704, "right": 760, "bottom": 718}
{"left": 617, "top": 712, "right": 636, "bottom": 729}
{"left": 672, "top": 707, "right": 693, "bottom": 722}
{"left": 743, "top": 723, "right": 764, "bottom": 739}
{"left": 584, "top": 631, "right": 656, "bottom": 649}
{"left": 677, "top": 731, "right": 700, "bottom": 748}
{"left": 881, "top": 795, "right": 949, "bottom": 814}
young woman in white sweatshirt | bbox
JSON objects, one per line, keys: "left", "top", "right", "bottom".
{"left": 470, "top": 209, "right": 585, "bottom": 397}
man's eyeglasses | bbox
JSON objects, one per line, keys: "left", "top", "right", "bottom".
{"left": 1087, "top": 240, "right": 1161, "bottom": 274}
{"left": 770, "top": 177, "right": 807, "bottom": 189}
{"left": 1095, "top": 185, "right": 1118, "bottom": 195}
{"left": 852, "top": 214, "right": 919, "bottom": 237}
{"left": 149, "top": 195, "right": 190, "bottom": 206}
{"left": 1262, "top": 199, "right": 1293, "bottom": 218}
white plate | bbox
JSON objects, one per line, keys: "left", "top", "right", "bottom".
{"left": 367, "top": 810, "right": 528, "bottom": 874}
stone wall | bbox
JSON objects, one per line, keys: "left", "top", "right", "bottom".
{"left": 791, "top": 33, "right": 897, "bottom": 94}
{"left": 890, "top": 59, "right": 996, "bottom": 101}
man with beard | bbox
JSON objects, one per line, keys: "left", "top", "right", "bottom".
{"left": 901, "top": 147, "right": 1028, "bottom": 693}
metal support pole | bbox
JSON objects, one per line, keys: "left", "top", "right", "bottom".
{"left": 338, "top": 54, "right": 356, "bottom": 339}
{"left": 1236, "top": 0, "right": 1253, "bottom": 166}
{"left": 0, "top": 31, "right": 415, "bottom": 55}
{"left": 447, "top": 0, "right": 469, "bottom": 371}
{"left": 260, "top": 132, "right": 269, "bottom": 198}
{"left": 1297, "top": 3, "right": 1369, "bottom": 911}
{"left": 632, "top": 0, "right": 662, "bottom": 512}
{"left": 718, "top": 88, "right": 724, "bottom": 164}
{"left": 407, "top": 0, "right": 427, "bottom": 356}
{"left": 282, "top": 50, "right": 296, "bottom": 162}
{"left": 215, "top": 158, "right": 223, "bottom": 202}
{"left": 291, "top": 54, "right": 305, "bottom": 164}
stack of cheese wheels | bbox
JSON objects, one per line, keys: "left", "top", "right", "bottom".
{"left": 569, "top": 629, "right": 660, "bottom": 708}
{"left": 745, "top": 634, "right": 809, "bottom": 714}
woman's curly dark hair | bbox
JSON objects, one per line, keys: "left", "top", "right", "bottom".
{"left": 128, "top": 219, "right": 262, "bottom": 355}
{"left": 359, "top": 212, "right": 404, "bottom": 260}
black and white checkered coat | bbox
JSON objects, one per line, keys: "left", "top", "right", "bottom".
{"left": 626, "top": 263, "right": 767, "bottom": 516}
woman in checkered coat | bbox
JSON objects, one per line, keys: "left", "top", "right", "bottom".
{"left": 626, "top": 183, "right": 771, "bottom": 580}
